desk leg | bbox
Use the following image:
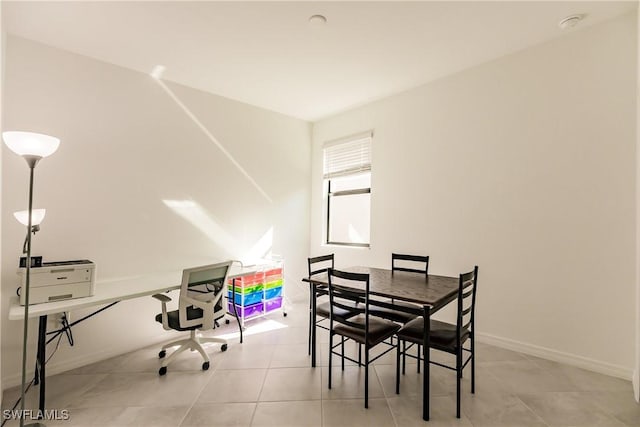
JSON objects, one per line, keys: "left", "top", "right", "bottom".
{"left": 422, "top": 306, "right": 430, "bottom": 421}
{"left": 232, "top": 279, "right": 243, "bottom": 344}
{"left": 37, "top": 315, "right": 47, "bottom": 416}
{"left": 311, "top": 283, "right": 317, "bottom": 368}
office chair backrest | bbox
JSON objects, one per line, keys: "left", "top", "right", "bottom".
{"left": 327, "top": 268, "right": 369, "bottom": 331}
{"left": 391, "top": 253, "right": 429, "bottom": 275}
{"left": 457, "top": 266, "right": 479, "bottom": 340}
{"left": 308, "top": 254, "right": 335, "bottom": 277}
{"left": 179, "top": 261, "right": 232, "bottom": 329}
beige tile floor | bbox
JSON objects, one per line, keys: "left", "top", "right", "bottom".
{"left": 2, "top": 302, "right": 638, "bottom": 427}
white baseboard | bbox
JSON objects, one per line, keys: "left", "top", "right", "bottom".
{"left": 476, "top": 332, "right": 633, "bottom": 381}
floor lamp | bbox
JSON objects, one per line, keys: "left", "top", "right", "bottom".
{"left": 3, "top": 131, "right": 60, "bottom": 427}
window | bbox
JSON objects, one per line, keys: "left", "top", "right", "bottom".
{"left": 323, "top": 132, "right": 372, "bottom": 247}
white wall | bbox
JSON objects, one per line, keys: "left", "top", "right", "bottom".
{"left": 311, "top": 13, "right": 637, "bottom": 378}
{"left": 1, "top": 36, "right": 311, "bottom": 387}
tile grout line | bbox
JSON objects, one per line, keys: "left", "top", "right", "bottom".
{"left": 176, "top": 347, "right": 228, "bottom": 427}
{"left": 513, "top": 394, "right": 551, "bottom": 427}
{"left": 248, "top": 360, "right": 271, "bottom": 426}
{"left": 374, "top": 364, "right": 402, "bottom": 427}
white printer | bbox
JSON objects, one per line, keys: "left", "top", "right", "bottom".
{"left": 17, "top": 260, "right": 96, "bottom": 305}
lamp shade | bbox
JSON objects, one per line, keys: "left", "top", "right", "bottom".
{"left": 13, "top": 209, "right": 46, "bottom": 226}
{"left": 3, "top": 131, "right": 60, "bottom": 158}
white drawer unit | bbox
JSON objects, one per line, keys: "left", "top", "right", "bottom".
{"left": 17, "top": 260, "right": 96, "bottom": 305}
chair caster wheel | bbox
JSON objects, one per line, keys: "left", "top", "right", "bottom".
{"left": 159, "top": 366, "right": 167, "bottom": 376}
{"left": 158, "top": 350, "right": 166, "bottom": 359}
{"left": 221, "top": 344, "right": 228, "bottom": 352}
{"left": 225, "top": 319, "right": 230, "bottom": 324}
{"left": 202, "top": 361, "right": 210, "bottom": 371}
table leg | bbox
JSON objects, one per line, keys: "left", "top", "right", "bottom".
{"left": 37, "top": 315, "right": 47, "bottom": 416}
{"left": 311, "top": 283, "right": 317, "bottom": 367}
{"left": 422, "top": 306, "right": 430, "bottom": 421}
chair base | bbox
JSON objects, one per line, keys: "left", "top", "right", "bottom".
{"left": 158, "top": 330, "right": 228, "bottom": 374}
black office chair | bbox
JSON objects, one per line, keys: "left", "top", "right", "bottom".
{"left": 327, "top": 269, "right": 400, "bottom": 408}
{"left": 153, "top": 261, "right": 232, "bottom": 376}
{"left": 368, "top": 254, "right": 429, "bottom": 324}
{"left": 307, "top": 254, "right": 359, "bottom": 356}
{"left": 395, "top": 266, "right": 479, "bottom": 418}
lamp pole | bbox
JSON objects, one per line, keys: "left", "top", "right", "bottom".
{"left": 20, "top": 158, "right": 39, "bottom": 427}
{"left": 3, "top": 131, "right": 59, "bottom": 427}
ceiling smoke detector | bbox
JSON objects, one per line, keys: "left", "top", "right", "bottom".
{"left": 559, "top": 14, "right": 586, "bottom": 30}
{"left": 309, "top": 14, "right": 327, "bottom": 26}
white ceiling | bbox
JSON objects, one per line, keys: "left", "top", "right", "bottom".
{"left": 2, "top": 1, "right": 637, "bottom": 122}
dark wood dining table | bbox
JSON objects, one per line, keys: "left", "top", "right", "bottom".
{"left": 303, "top": 266, "right": 460, "bottom": 421}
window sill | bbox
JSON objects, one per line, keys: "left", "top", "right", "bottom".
{"left": 323, "top": 243, "right": 370, "bottom": 249}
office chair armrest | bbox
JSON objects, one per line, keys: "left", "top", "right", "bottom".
{"left": 152, "top": 294, "right": 172, "bottom": 303}
{"left": 152, "top": 293, "right": 173, "bottom": 330}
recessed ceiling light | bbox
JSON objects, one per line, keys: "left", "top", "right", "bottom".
{"left": 559, "top": 14, "right": 586, "bottom": 30}
{"left": 309, "top": 14, "right": 327, "bottom": 26}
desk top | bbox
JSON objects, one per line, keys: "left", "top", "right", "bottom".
{"left": 304, "top": 266, "right": 459, "bottom": 310}
{"left": 9, "top": 264, "right": 264, "bottom": 320}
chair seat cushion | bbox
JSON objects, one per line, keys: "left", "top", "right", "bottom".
{"left": 334, "top": 314, "right": 401, "bottom": 347}
{"left": 316, "top": 300, "right": 358, "bottom": 319}
{"left": 396, "top": 318, "right": 469, "bottom": 352}
{"left": 155, "top": 306, "right": 203, "bottom": 331}
{"left": 368, "top": 301, "right": 418, "bottom": 324}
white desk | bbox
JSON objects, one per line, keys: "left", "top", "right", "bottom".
{"left": 8, "top": 265, "right": 264, "bottom": 319}
{"left": 8, "top": 272, "right": 179, "bottom": 320}
{"left": 8, "top": 264, "right": 264, "bottom": 416}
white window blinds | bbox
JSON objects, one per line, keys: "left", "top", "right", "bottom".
{"left": 323, "top": 133, "right": 372, "bottom": 179}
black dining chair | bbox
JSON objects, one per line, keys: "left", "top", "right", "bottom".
{"left": 395, "top": 266, "right": 479, "bottom": 418}
{"left": 327, "top": 268, "right": 401, "bottom": 408}
{"left": 307, "top": 254, "right": 359, "bottom": 356}
{"left": 368, "top": 254, "right": 429, "bottom": 324}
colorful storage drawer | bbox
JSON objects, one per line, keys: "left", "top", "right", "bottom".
{"left": 265, "top": 279, "right": 283, "bottom": 289}
{"left": 227, "top": 283, "right": 263, "bottom": 295}
{"left": 265, "top": 297, "right": 283, "bottom": 313}
{"left": 228, "top": 272, "right": 264, "bottom": 288}
{"left": 228, "top": 301, "right": 263, "bottom": 318}
{"left": 264, "top": 286, "right": 282, "bottom": 300}
{"left": 264, "top": 268, "right": 283, "bottom": 283}
{"left": 228, "top": 290, "right": 262, "bottom": 306}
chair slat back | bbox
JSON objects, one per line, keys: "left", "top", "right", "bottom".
{"left": 308, "top": 254, "right": 335, "bottom": 277}
{"left": 457, "top": 266, "right": 479, "bottom": 335}
{"left": 328, "top": 269, "right": 369, "bottom": 331}
{"left": 391, "top": 253, "right": 429, "bottom": 275}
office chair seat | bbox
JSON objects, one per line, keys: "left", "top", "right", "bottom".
{"left": 155, "top": 306, "right": 203, "bottom": 331}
